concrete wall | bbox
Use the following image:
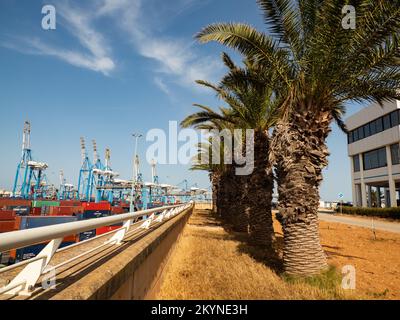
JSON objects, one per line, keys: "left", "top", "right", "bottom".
{"left": 44, "top": 207, "right": 193, "bottom": 300}
{"left": 110, "top": 209, "right": 193, "bottom": 300}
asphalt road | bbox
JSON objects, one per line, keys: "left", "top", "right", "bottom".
{"left": 318, "top": 212, "right": 400, "bottom": 234}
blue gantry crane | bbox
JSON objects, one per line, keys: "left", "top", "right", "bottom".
{"left": 13, "top": 121, "right": 49, "bottom": 199}
{"left": 77, "top": 137, "right": 92, "bottom": 201}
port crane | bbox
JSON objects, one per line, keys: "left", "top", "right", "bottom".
{"left": 77, "top": 137, "right": 92, "bottom": 201}
{"left": 58, "top": 170, "right": 76, "bottom": 200}
{"left": 13, "top": 121, "right": 49, "bottom": 199}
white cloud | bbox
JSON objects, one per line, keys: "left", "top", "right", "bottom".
{"left": 95, "top": 0, "right": 222, "bottom": 92}
{"left": 154, "top": 77, "right": 171, "bottom": 95}
{"left": 2, "top": 1, "right": 115, "bottom": 75}
{"left": 2, "top": 0, "right": 221, "bottom": 85}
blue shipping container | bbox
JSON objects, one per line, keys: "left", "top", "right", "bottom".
{"left": 16, "top": 242, "right": 75, "bottom": 262}
{"left": 17, "top": 216, "right": 78, "bottom": 230}
{"left": 14, "top": 216, "right": 79, "bottom": 263}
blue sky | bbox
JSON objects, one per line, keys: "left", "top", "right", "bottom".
{"left": 0, "top": 0, "right": 365, "bottom": 201}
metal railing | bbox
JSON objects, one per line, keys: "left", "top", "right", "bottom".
{"left": 0, "top": 202, "right": 193, "bottom": 297}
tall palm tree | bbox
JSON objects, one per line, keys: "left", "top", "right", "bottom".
{"left": 196, "top": 0, "right": 400, "bottom": 275}
{"left": 185, "top": 112, "right": 239, "bottom": 222}
{"left": 190, "top": 140, "right": 225, "bottom": 216}
{"left": 182, "top": 53, "right": 280, "bottom": 247}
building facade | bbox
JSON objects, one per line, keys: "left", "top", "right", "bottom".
{"left": 346, "top": 100, "right": 400, "bottom": 208}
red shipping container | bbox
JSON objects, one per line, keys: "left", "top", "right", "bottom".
{"left": 83, "top": 202, "right": 111, "bottom": 211}
{"left": 0, "top": 220, "right": 16, "bottom": 233}
{"left": 31, "top": 207, "right": 42, "bottom": 216}
{"left": 0, "top": 210, "right": 16, "bottom": 221}
{"left": 49, "top": 206, "right": 84, "bottom": 216}
{"left": 0, "top": 198, "right": 31, "bottom": 208}
{"left": 59, "top": 200, "right": 82, "bottom": 207}
{"left": 96, "top": 225, "right": 121, "bottom": 236}
{"left": 111, "top": 206, "right": 124, "bottom": 214}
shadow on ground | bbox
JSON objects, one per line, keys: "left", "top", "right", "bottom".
{"left": 194, "top": 209, "right": 284, "bottom": 274}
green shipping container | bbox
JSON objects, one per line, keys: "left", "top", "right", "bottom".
{"left": 32, "top": 201, "right": 60, "bottom": 208}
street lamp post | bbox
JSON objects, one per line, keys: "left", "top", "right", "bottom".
{"left": 130, "top": 133, "right": 143, "bottom": 212}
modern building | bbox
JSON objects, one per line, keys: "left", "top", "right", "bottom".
{"left": 346, "top": 100, "right": 400, "bottom": 208}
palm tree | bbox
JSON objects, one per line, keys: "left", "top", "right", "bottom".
{"left": 190, "top": 140, "right": 225, "bottom": 216}
{"left": 182, "top": 53, "right": 280, "bottom": 247}
{"left": 189, "top": 120, "right": 241, "bottom": 225}
{"left": 196, "top": 0, "right": 400, "bottom": 275}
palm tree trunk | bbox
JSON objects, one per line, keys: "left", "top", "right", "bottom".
{"left": 272, "top": 110, "right": 330, "bottom": 275}
{"left": 247, "top": 130, "right": 275, "bottom": 248}
{"left": 210, "top": 172, "right": 220, "bottom": 214}
{"left": 218, "top": 170, "right": 230, "bottom": 221}
{"left": 231, "top": 174, "right": 249, "bottom": 233}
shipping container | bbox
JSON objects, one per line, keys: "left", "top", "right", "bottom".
{"left": 82, "top": 201, "right": 111, "bottom": 211}
{"left": 0, "top": 221, "right": 16, "bottom": 233}
{"left": 0, "top": 210, "right": 16, "bottom": 221}
{"left": 49, "top": 206, "right": 84, "bottom": 216}
{"left": 111, "top": 206, "right": 124, "bottom": 214}
{"left": 15, "top": 215, "right": 77, "bottom": 229}
{"left": 78, "top": 230, "right": 96, "bottom": 241}
{"left": 59, "top": 200, "right": 82, "bottom": 207}
{"left": 77, "top": 210, "right": 110, "bottom": 220}
{"left": 14, "top": 216, "right": 78, "bottom": 243}
{"left": 10, "top": 216, "right": 79, "bottom": 263}
{"left": 30, "top": 207, "right": 42, "bottom": 216}
{"left": 96, "top": 224, "right": 122, "bottom": 236}
{"left": 12, "top": 206, "right": 30, "bottom": 216}
{"left": 14, "top": 241, "right": 75, "bottom": 263}
{"left": 32, "top": 200, "right": 60, "bottom": 208}
{"left": 0, "top": 198, "right": 31, "bottom": 208}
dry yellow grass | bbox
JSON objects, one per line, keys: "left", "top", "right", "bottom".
{"left": 318, "top": 220, "right": 400, "bottom": 299}
{"left": 157, "top": 209, "right": 352, "bottom": 300}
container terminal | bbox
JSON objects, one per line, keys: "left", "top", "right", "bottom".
{"left": 0, "top": 121, "right": 209, "bottom": 266}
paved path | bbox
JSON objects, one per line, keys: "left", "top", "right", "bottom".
{"left": 318, "top": 212, "right": 400, "bottom": 234}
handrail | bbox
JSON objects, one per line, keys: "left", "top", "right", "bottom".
{"left": 0, "top": 203, "right": 186, "bottom": 253}
{"left": 0, "top": 202, "right": 194, "bottom": 297}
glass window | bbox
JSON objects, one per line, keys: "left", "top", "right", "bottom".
{"left": 383, "top": 114, "right": 391, "bottom": 130}
{"left": 348, "top": 132, "right": 353, "bottom": 144}
{"left": 358, "top": 127, "right": 364, "bottom": 139}
{"left": 353, "top": 155, "right": 360, "bottom": 172}
{"left": 391, "top": 143, "right": 400, "bottom": 165}
{"left": 364, "top": 123, "right": 371, "bottom": 137}
{"left": 375, "top": 118, "right": 383, "bottom": 133}
{"left": 378, "top": 148, "right": 387, "bottom": 167}
{"left": 353, "top": 129, "right": 359, "bottom": 141}
{"left": 370, "top": 120, "right": 377, "bottom": 135}
{"left": 363, "top": 147, "right": 387, "bottom": 170}
{"left": 390, "top": 111, "right": 399, "bottom": 127}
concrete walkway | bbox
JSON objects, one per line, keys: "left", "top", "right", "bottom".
{"left": 318, "top": 212, "right": 400, "bottom": 234}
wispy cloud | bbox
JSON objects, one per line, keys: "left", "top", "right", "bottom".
{"left": 2, "top": 1, "right": 115, "bottom": 75}
{"left": 97, "top": 0, "right": 222, "bottom": 92}
{"left": 154, "top": 77, "right": 171, "bottom": 96}
{"left": 2, "top": 0, "right": 221, "bottom": 87}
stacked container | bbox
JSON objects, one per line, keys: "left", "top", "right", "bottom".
{"left": 10, "top": 215, "right": 78, "bottom": 263}
{"left": 78, "top": 202, "right": 113, "bottom": 241}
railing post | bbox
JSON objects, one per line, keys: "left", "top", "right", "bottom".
{"left": 140, "top": 213, "right": 155, "bottom": 230}
{"left": 2, "top": 238, "right": 63, "bottom": 296}
{"left": 107, "top": 219, "right": 132, "bottom": 245}
{"left": 155, "top": 209, "right": 167, "bottom": 223}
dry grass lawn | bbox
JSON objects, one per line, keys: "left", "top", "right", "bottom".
{"left": 157, "top": 209, "right": 400, "bottom": 300}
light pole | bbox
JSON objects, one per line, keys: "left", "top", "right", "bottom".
{"left": 130, "top": 133, "right": 143, "bottom": 212}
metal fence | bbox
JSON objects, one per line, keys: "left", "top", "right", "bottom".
{"left": 0, "top": 202, "right": 193, "bottom": 297}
